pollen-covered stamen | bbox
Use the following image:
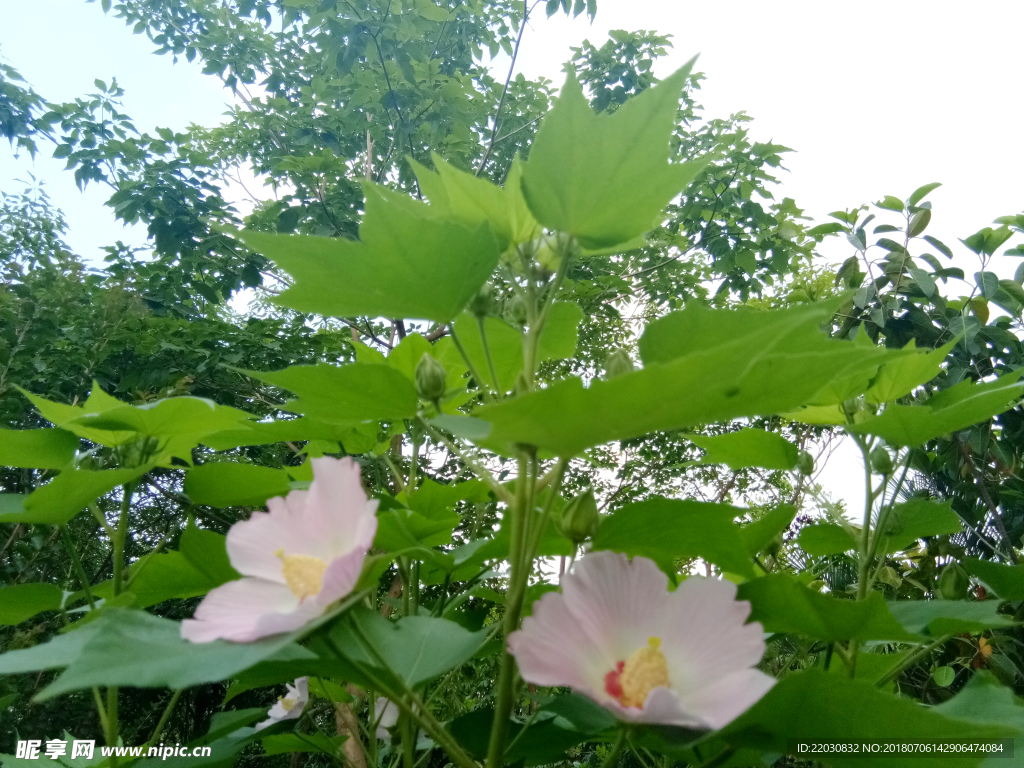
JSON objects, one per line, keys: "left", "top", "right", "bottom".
{"left": 619, "top": 636, "right": 670, "bottom": 708}
{"left": 280, "top": 697, "right": 297, "bottom": 712}
{"left": 274, "top": 548, "right": 327, "bottom": 601}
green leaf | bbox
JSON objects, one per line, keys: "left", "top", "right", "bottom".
{"left": 875, "top": 498, "right": 962, "bottom": 554}
{"left": 537, "top": 302, "right": 584, "bottom": 360}
{"left": 450, "top": 707, "right": 593, "bottom": 766}
{"left": 924, "top": 234, "right": 954, "bottom": 259}
{"left": 864, "top": 340, "right": 955, "bottom": 405}
{"left": 689, "top": 428, "right": 798, "bottom": 470}
{"left": 0, "top": 466, "right": 152, "bottom": 526}
{"left": 185, "top": 463, "right": 292, "bottom": 507}
{"left": 933, "top": 672, "right": 1024, "bottom": 737}
{"left": 262, "top": 733, "right": 347, "bottom": 757}
{"left": 961, "top": 558, "right": 1024, "bottom": 600}
{"left": 0, "top": 583, "right": 63, "bottom": 626}
{"left": 236, "top": 184, "right": 502, "bottom": 322}
{"left": 0, "top": 428, "right": 78, "bottom": 469}
{"left": 89, "top": 521, "right": 239, "bottom": 609}
{"left": 907, "top": 182, "right": 941, "bottom": 206}
{"left": 453, "top": 314, "right": 523, "bottom": 393}
{"left": 715, "top": 670, "right": 1012, "bottom": 767}
{"left": 202, "top": 417, "right": 352, "bottom": 451}
{"left": 77, "top": 397, "right": 252, "bottom": 440}
{"left": 21, "top": 384, "right": 136, "bottom": 446}
{"left": 453, "top": 303, "right": 582, "bottom": 394}
{"left": 737, "top": 575, "right": 917, "bottom": 642}
{"left": 797, "top": 523, "right": 858, "bottom": 556}
{"left": 245, "top": 363, "right": 418, "bottom": 424}
{"left": 0, "top": 608, "right": 314, "bottom": 700}
{"left": 976, "top": 270, "right": 1001, "bottom": 299}
{"left": 931, "top": 665, "right": 955, "bottom": 687}
{"left": 875, "top": 195, "right": 904, "bottom": 211}
{"left": 592, "top": 498, "right": 757, "bottom": 579}
{"left": 325, "top": 608, "right": 489, "bottom": 689}
{"left": 521, "top": 60, "right": 706, "bottom": 250}
{"left": 411, "top": 153, "right": 539, "bottom": 245}
{"left": 886, "top": 600, "right": 1018, "bottom": 636}
{"left": 849, "top": 369, "right": 1024, "bottom": 446}
{"left": 477, "top": 299, "right": 910, "bottom": 456}
{"left": 739, "top": 504, "right": 797, "bottom": 557}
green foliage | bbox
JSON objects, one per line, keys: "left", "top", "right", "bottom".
{"left": 1, "top": 5, "right": 1023, "bottom": 767}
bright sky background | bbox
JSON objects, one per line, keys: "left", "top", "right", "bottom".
{"left": 3, "top": 0, "right": 1024, "bottom": 514}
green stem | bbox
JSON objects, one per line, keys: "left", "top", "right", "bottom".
{"left": 325, "top": 634, "right": 477, "bottom": 768}
{"left": 60, "top": 525, "right": 95, "bottom": 610}
{"left": 107, "top": 686, "right": 119, "bottom": 767}
{"left": 875, "top": 634, "right": 953, "bottom": 687}
{"left": 526, "top": 458, "right": 568, "bottom": 564}
{"left": 601, "top": 730, "right": 628, "bottom": 768}
{"left": 144, "top": 689, "right": 183, "bottom": 751}
{"left": 401, "top": 710, "right": 415, "bottom": 768}
{"left": 111, "top": 483, "right": 136, "bottom": 597}
{"left": 522, "top": 239, "right": 572, "bottom": 389}
{"left": 478, "top": 315, "right": 504, "bottom": 396}
{"left": 486, "top": 449, "right": 532, "bottom": 768}
{"left": 448, "top": 322, "right": 495, "bottom": 403}
{"left": 92, "top": 688, "right": 110, "bottom": 740}
{"left": 849, "top": 433, "right": 876, "bottom": 678}
{"left": 417, "top": 417, "right": 513, "bottom": 504}
{"left": 863, "top": 453, "right": 912, "bottom": 588}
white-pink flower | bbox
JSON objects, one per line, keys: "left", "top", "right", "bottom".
{"left": 256, "top": 677, "right": 309, "bottom": 730}
{"left": 508, "top": 551, "right": 774, "bottom": 730}
{"left": 182, "top": 456, "right": 378, "bottom": 643}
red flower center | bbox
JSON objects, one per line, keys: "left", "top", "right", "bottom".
{"left": 604, "top": 661, "right": 625, "bottom": 699}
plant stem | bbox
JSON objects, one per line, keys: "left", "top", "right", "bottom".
{"left": 111, "top": 483, "right": 136, "bottom": 596}
{"left": 486, "top": 449, "right": 532, "bottom": 768}
{"left": 60, "top": 525, "right": 95, "bottom": 610}
{"left": 875, "top": 634, "right": 953, "bottom": 688}
{"left": 601, "top": 730, "right": 628, "bottom": 768}
{"left": 144, "top": 689, "right": 183, "bottom": 751}
{"left": 107, "top": 686, "right": 119, "bottom": 767}
{"left": 448, "top": 322, "right": 494, "bottom": 403}
{"left": 478, "top": 315, "right": 504, "bottom": 396}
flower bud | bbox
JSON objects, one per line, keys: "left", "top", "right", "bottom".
{"left": 469, "top": 283, "right": 496, "bottom": 317}
{"left": 560, "top": 488, "right": 600, "bottom": 544}
{"left": 937, "top": 563, "right": 969, "bottom": 601}
{"left": 415, "top": 353, "right": 447, "bottom": 402}
{"left": 603, "top": 349, "right": 635, "bottom": 379}
{"left": 841, "top": 398, "right": 861, "bottom": 419}
{"left": 870, "top": 446, "right": 893, "bottom": 475}
{"left": 796, "top": 450, "right": 814, "bottom": 476}
{"left": 536, "top": 239, "right": 561, "bottom": 273}
{"left": 505, "top": 294, "right": 528, "bottom": 327}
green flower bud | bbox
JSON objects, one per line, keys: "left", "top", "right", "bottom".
{"left": 415, "top": 353, "right": 447, "bottom": 402}
{"left": 841, "top": 398, "right": 861, "bottom": 418}
{"left": 796, "top": 450, "right": 814, "bottom": 476}
{"left": 560, "top": 488, "right": 600, "bottom": 544}
{"left": 469, "top": 283, "right": 496, "bottom": 317}
{"left": 505, "top": 294, "right": 528, "bottom": 327}
{"left": 536, "top": 239, "right": 561, "bottom": 273}
{"left": 604, "top": 349, "right": 635, "bottom": 379}
{"left": 937, "top": 563, "right": 969, "bottom": 601}
{"left": 870, "top": 446, "right": 894, "bottom": 475}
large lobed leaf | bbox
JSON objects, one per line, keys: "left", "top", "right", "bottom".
{"left": 236, "top": 184, "right": 502, "bottom": 322}
{"left": 476, "top": 299, "right": 914, "bottom": 456}
{"left": 849, "top": 369, "right": 1024, "bottom": 446}
{"left": 521, "top": 59, "right": 705, "bottom": 250}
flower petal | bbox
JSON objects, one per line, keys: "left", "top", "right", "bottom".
{"left": 181, "top": 577, "right": 321, "bottom": 642}
{"left": 676, "top": 668, "right": 776, "bottom": 730}
{"left": 659, "top": 576, "right": 768, "bottom": 693}
{"left": 601, "top": 686, "right": 709, "bottom": 728}
{"left": 226, "top": 499, "right": 329, "bottom": 581}
{"left": 560, "top": 552, "right": 670, "bottom": 672}
{"left": 305, "top": 456, "right": 380, "bottom": 558}
{"left": 508, "top": 589, "right": 605, "bottom": 693}
{"left": 316, "top": 543, "right": 375, "bottom": 607}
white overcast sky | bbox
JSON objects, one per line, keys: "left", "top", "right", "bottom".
{"left": 3, "top": 0, "right": 1024, "bottom": 513}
